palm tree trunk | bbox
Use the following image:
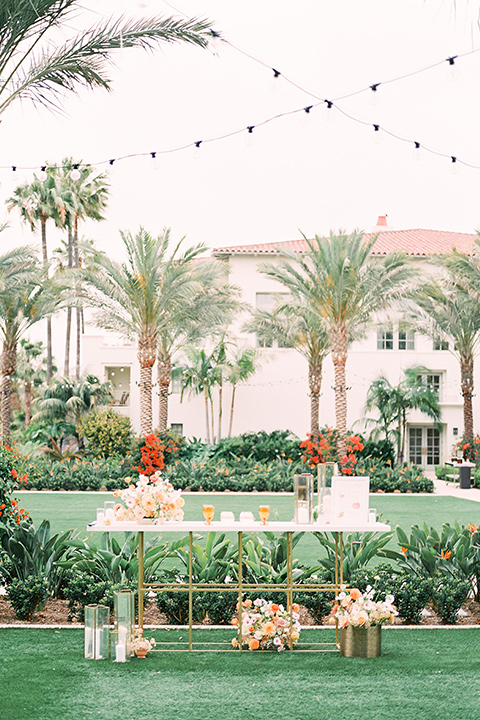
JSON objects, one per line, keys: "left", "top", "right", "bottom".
{"left": 1, "top": 344, "right": 16, "bottom": 442}
{"left": 64, "top": 227, "right": 73, "bottom": 377}
{"left": 331, "top": 326, "right": 348, "bottom": 459}
{"left": 157, "top": 352, "right": 172, "bottom": 433}
{"left": 203, "top": 386, "right": 211, "bottom": 444}
{"left": 210, "top": 396, "right": 215, "bottom": 444}
{"left": 309, "top": 361, "right": 323, "bottom": 438}
{"left": 218, "top": 374, "right": 223, "bottom": 442}
{"left": 74, "top": 217, "right": 81, "bottom": 381}
{"left": 460, "top": 358, "right": 474, "bottom": 440}
{"left": 228, "top": 385, "right": 236, "bottom": 438}
{"left": 24, "top": 380, "right": 32, "bottom": 428}
{"left": 137, "top": 333, "right": 157, "bottom": 436}
{"left": 40, "top": 215, "right": 53, "bottom": 384}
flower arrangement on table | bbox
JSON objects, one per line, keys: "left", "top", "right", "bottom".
{"left": 232, "top": 598, "right": 301, "bottom": 651}
{"left": 131, "top": 629, "right": 156, "bottom": 657}
{"left": 331, "top": 586, "right": 397, "bottom": 628}
{"left": 112, "top": 471, "right": 184, "bottom": 523}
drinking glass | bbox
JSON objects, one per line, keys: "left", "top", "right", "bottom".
{"left": 202, "top": 504, "right": 215, "bottom": 525}
{"left": 258, "top": 505, "right": 270, "bottom": 525}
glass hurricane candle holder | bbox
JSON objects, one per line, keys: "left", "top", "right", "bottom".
{"left": 294, "top": 473, "right": 313, "bottom": 524}
{"left": 84, "top": 604, "right": 109, "bottom": 660}
{"left": 114, "top": 590, "right": 135, "bottom": 657}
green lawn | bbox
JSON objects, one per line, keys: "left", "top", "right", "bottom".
{"left": 1, "top": 627, "right": 479, "bottom": 720}
{"left": 14, "top": 490, "right": 480, "bottom": 569}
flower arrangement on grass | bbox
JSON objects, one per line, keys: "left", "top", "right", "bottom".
{"left": 331, "top": 586, "right": 397, "bottom": 628}
{"left": 232, "top": 598, "right": 301, "bottom": 651}
{"left": 112, "top": 471, "right": 184, "bottom": 523}
{"left": 131, "top": 630, "right": 156, "bottom": 657}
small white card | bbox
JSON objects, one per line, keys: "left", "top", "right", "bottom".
{"left": 330, "top": 476, "right": 370, "bottom": 525}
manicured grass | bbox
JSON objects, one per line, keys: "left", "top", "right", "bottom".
{"left": 1, "top": 627, "right": 479, "bottom": 720}
{"left": 15, "top": 491, "right": 480, "bottom": 568}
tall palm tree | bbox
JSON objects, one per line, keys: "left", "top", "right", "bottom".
{"left": 179, "top": 348, "right": 217, "bottom": 444}
{"left": 14, "top": 339, "right": 48, "bottom": 428}
{"left": 409, "top": 273, "right": 480, "bottom": 442}
{"left": 7, "top": 171, "right": 67, "bottom": 381}
{"left": 245, "top": 300, "right": 330, "bottom": 438}
{"left": 0, "top": 1, "right": 212, "bottom": 119}
{"left": 364, "top": 366, "right": 442, "bottom": 465}
{"left": 225, "top": 345, "right": 258, "bottom": 438}
{"left": 54, "top": 159, "right": 109, "bottom": 380}
{"left": 0, "top": 256, "right": 59, "bottom": 441}
{"left": 260, "top": 230, "right": 414, "bottom": 456}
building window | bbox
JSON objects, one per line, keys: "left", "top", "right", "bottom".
{"left": 105, "top": 366, "right": 131, "bottom": 406}
{"left": 170, "top": 423, "right": 184, "bottom": 436}
{"left": 377, "top": 328, "right": 393, "bottom": 350}
{"left": 398, "top": 328, "right": 415, "bottom": 350}
{"left": 417, "top": 372, "right": 443, "bottom": 399}
{"left": 433, "top": 338, "right": 449, "bottom": 351}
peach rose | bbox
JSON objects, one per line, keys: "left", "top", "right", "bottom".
{"left": 249, "top": 638, "right": 260, "bottom": 650}
{"left": 350, "top": 588, "right": 362, "bottom": 600}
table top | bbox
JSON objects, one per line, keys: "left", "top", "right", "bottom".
{"left": 87, "top": 520, "right": 391, "bottom": 533}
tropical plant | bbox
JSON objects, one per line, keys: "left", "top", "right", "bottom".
{"left": 80, "top": 407, "right": 134, "bottom": 458}
{"left": 224, "top": 345, "right": 258, "bottom": 437}
{"left": 259, "top": 230, "right": 414, "bottom": 457}
{"left": 364, "top": 366, "right": 442, "bottom": 465}
{"left": 13, "top": 339, "right": 48, "bottom": 429}
{"left": 7, "top": 575, "right": 49, "bottom": 620}
{"left": 179, "top": 347, "right": 217, "bottom": 444}
{"left": 244, "top": 296, "right": 330, "bottom": 437}
{"left": 0, "top": 1, "right": 211, "bottom": 119}
{"left": 0, "top": 257, "right": 59, "bottom": 440}
{"left": 409, "top": 273, "right": 480, "bottom": 443}
{"left": 313, "top": 529, "right": 393, "bottom": 583}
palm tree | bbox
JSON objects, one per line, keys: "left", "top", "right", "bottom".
{"left": 364, "top": 366, "right": 442, "bottom": 465}
{"left": 179, "top": 348, "right": 217, "bottom": 443}
{"left": 409, "top": 272, "right": 480, "bottom": 442}
{"left": 225, "top": 345, "right": 258, "bottom": 437}
{"left": 7, "top": 171, "right": 67, "bottom": 381}
{"left": 54, "top": 159, "right": 109, "bottom": 380}
{"left": 0, "top": 256, "right": 59, "bottom": 441}
{"left": 14, "top": 339, "right": 48, "bottom": 428}
{"left": 244, "top": 300, "right": 330, "bottom": 438}
{"left": 0, "top": 1, "right": 212, "bottom": 119}
{"left": 260, "top": 230, "right": 414, "bottom": 456}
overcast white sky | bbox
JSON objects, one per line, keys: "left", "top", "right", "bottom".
{"left": 1, "top": 0, "right": 480, "bottom": 257}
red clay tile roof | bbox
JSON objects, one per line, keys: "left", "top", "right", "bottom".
{"left": 213, "top": 229, "right": 478, "bottom": 257}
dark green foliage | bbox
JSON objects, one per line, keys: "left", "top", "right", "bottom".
{"left": 314, "top": 530, "right": 393, "bottom": 584}
{"left": 211, "top": 430, "right": 302, "bottom": 464}
{"left": 25, "top": 455, "right": 133, "bottom": 491}
{"left": 357, "top": 438, "right": 395, "bottom": 465}
{"left": 7, "top": 574, "right": 49, "bottom": 620}
{"left": 392, "top": 573, "right": 433, "bottom": 624}
{"left": 349, "top": 562, "right": 399, "bottom": 601}
{"left": 433, "top": 573, "right": 470, "bottom": 624}
{"left": 202, "top": 592, "right": 238, "bottom": 624}
{"left": 294, "top": 574, "right": 335, "bottom": 623}
{"left": 81, "top": 408, "right": 134, "bottom": 458}
{"left": 356, "top": 460, "right": 434, "bottom": 493}
{"left": 63, "top": 572, "right": 108, "bottom": 621}
{"left": 155, "top": 590, "right": 205, "bottom": 624}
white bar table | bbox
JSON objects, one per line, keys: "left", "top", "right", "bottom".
{"left": 88, "top": 519, "right": 390, "bottom": 652}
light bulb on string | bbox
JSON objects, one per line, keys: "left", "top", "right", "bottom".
{"left": 368, "top": 83, "right": 380, "bottom": 106}
{"left": 38, "top": 166, "right": 48, "bottom": 181}
{"left": 270, "top": 68, "right": 281, "bottom": 92}
{"left": 301, "top": 106, "right": 313, "bottom": 127}
{"left": 245, "top": 126, "right": 255, "bottom": 146}
{"left": 322, "top": 99, "right": 333, "bottom": 122}
{"left": 450, "top": 156, "right": 459, "bottom": 174}
{"left": 70, "top": 164, "right": 81, "bottom": 181}
{"left": 209, "top": 29, "right": 222, "bottom": 55}
{"left": 150, "top": 152, "right": 159, "bottom": 170}
{"left": 413, "top": 142, "right": 422, "bottom": 161}
{"left": 106, "top": 159, "right": 115, "bottom": 176}
{"left": 192, "top": 141, "right": 202, "bottom": 160}
{"left": 372, "top": 124, "right": 382, "bottom": 144}
{"left": 446, "top": 56, "right": 458, "bottom": 81}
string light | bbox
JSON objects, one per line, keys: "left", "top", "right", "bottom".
{"left": 450, "top": 156, "right": 459, "bottom": 174}
{"left": 39, "top": 166, "right": 47, "bottom": 181}
{"left": 270, "top": 68, "right": 281, "bottom": 92}
{"left": 245, "top": 126, "right": 255, "bottom": 146}
{"left": 150, "top": 151, "right": 159, "bottom": 170}
{"left": 446, "top": 55, "right": 458, "bottom": 80}
{"left": 368, "top": 83, "right": 380, "bottom": 106}
{"left": 192, "top": 140, "right": 202, "bottom": 160}
{"left": 209, "top": 29, "right": 222, "bottom": 55}
{"left": 372, "top": 124, "right": 382, "bottom": 144}
{"left": 301, "top": 106, "right": 313, "bottom": 126}
{"left": 70, "top": 164, "right": 81, "bottom": 181}
{"left": 413, "top": 141, "right": 422, "bottom": 161}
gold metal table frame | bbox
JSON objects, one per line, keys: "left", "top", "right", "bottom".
{"left": 89, "top": 519, "right": 390, "bottom": 653}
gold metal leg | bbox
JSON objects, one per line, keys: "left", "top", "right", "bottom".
{"left": 138, "top": 531, "right": 144, "bottom": 631}
{"left": 238, "top": 531, "right": 243, "bottom": 651}
{"left": 287, "top": 531, "right": 293, "bottom": 650}
{"left": 188, "top": 531, "right": 193, "bottom": 651}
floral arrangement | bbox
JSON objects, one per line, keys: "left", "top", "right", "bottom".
{"left": 112, "top": 471, "right": 184, "bottom": 523}
{"left": 232, "top": 598, "right": 301, "bottom": 651}
{"left": 331, "top": 586, "right": 397, "bottom": 628}
{"left": 131, "top": 629, "right": 156, "bottom": 655}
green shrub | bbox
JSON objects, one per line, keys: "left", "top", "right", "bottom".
{"left": 392, "top": 573, "right": 433, "bottom": 624}
{"left": 155, "top": 590, "right": 205, "bottom": 624}
{"left": 199, "top": 591, "right": 237, "bottom": 624}
{"left": 212, "top": 430, "right": 302, "bottom": 464}
{"left": 63, "top": 572, "right": 109, "bottom": 621}
{"left": 433, "top": 573, "right": 470, "bottom": 624}
{"left": 25, "top": 456, "right": 133, "bottom": 491}
{"left": 349, "top": 562, "right": 399, "bottom": 601}
{"left": 294, "top": 574, "right": 335, "bottom": 623}
{"left": 81, "top": 408, "right": 134, "bottom": 458}
{"left": 7, "top": 575, "right": 49, "bottom": 620}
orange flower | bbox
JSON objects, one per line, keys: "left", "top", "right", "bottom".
{"left": 292, "top": 603, "right": 300, "bottom": 613}
{"left": 468, "top": 523, "right": 478, "bottom": 534}
{"left": 401, "top": 547, "right": 408, "bottom": 555}
{"left": 243, "top": 599, "right": 252, "bottom": 607}
{"left": 249, "top": 639, "right": 260, "bottom": 650}
{"left": 350, "top": 588, "right": 362, "bottom": 600}
{"left": 231, "top": 638, "right": 238, "bottom": 648}
{"left": 271, "top": 603, "right": 279, "bottom": 613}
{"left": 231, "top": 618, "right": 238, "bottom": 626}
{"left": 440, "top": 549, "right": 452, "bottom": 559}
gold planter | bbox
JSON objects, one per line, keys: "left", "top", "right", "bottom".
{"left": 340, "top": 625, "right": 382, "bottom": 658}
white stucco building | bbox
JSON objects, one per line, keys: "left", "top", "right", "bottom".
{"left": 82, "top": 217, "right": 478, "bottom": 471}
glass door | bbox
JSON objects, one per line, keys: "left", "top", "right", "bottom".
{"left": 408, "top": 427, "right": 441, "bottom": 469}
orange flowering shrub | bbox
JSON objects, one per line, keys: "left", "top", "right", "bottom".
{"left": 299, "top": 428, "right": 339, "bottom": 466}
{"left": 133, "top": 431, "right": 181, "bottom": 476}
{"left": 0, "top": 444, "right": 30, "bottom": 526}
